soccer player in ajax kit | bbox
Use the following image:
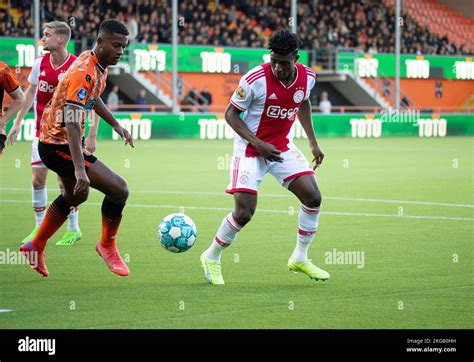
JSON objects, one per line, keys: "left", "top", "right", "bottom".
{"left": 7, "top": 21, "right": 91, "bottom": 246}
{"left": 201, "top": 29, "right": 330, "bottom": 285}
{"left": 20, "top": 19, "right": 134, "bottom": 278}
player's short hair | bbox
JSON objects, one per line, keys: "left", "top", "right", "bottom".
{"left": 268, "top": 29, "right": 301, "bottom": 56}
{"left": 43, "top": 21, "right": 71, "bottom": 42}
{"left": 98, "top": 19, "right": 129, "bottom": 37}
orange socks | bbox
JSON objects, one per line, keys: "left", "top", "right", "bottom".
{"left": 32, "top": 195, "right": 71, "bottom": 251}
{"left": 99, "top": 215, "right": 122, "bottom": 247}
{"left": 99, "top": 197, "right": 126, "bottom": 247}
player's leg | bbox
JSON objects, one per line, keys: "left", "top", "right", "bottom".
{"left": 21, "top": 166, "right": 48, "bottom": 244}
{"left": 287, "top": 174, "right": 329, "bottom": 281}
{"left": 288, "top": 174, "right": 322, "bottom": 262}
{"left": 271, "top": 148, "right": 329, "bottom": 281}
{"left": 20, "top": 175, "right": 88, "bottom": 277}
{"left": 21, "top": 137, "right": 49, "bottom": 244}
{"left": 201, "top": 192, "right": 257, "bottom": 285}
{"left": 204, "top": 192, "right": 257, "bottom": 261}
{"left": 20, "top": 142, "right": 91, "bottom": 277}
{"left": 201, "top": 156, "right": 263, "bottom": 285}
{"left": 86, "top": 159, "right": 130, "bottom": 276}
{"left": 54, "top": 175, "right": 82, "bottom": 246}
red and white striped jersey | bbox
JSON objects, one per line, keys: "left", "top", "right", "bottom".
{"left": 28, "top": 52, "right": 76, "bottom": 137}
{"left": 230, "top": 62, "right": 316, "bottom": 157}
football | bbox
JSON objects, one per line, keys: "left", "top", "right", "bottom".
{"left": 157, "top": 213, "right": 197, "bottom": 253}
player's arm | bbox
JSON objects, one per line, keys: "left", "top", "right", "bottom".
{"left": 0, "top": 87, "right": 25, "bottom": 129}
{"left": 93, "top": 97, "right": 133, "bottom": 147}
{"left": 225, "top": 104, "right": 282, "bottom": 162}
{"left": 299, "top": 99, "right": 324, "bottom": 169}
{"left": 7, "top": 83, "right": 36, "bottom": 144}
{"left": 84, "top": 111, "right": 99, "bottom": 153}
{"left": 226, "top": 74, "right": 283, "bottom": 162}
{"left": 64, "top": 104, "right": 90, "bottom": 195}
{"left": 0, "top": 87, "right": 25, "bottom": 154}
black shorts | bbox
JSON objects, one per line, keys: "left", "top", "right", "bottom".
{"left": 38, "top": 141, "right": 97, "bottom": 179}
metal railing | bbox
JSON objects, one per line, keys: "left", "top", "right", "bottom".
{"left": 105, "top": 104, "right": 472, "bottom": 114}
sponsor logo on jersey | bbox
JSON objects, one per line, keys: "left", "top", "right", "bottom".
{"left": 266, "top": 106, "right": 299, "bottom": 120}
{"left": 268, "top": 93, "right": 278, "bottom": 100}
{"left": 293, "top": 90, "right": 305, "bottom": 103}
{"left": 84, "top": 99, "right": 96, "bottom": 111}
{"left": 77, "top": 88, "right": 88, "bottom": 101}
{"left": 38, "top": 80, "right": 55, "bottom": 93}
{"left": 236, "top": 87, "right": 246, "bottom": 100}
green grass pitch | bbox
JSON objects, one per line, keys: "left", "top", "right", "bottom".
{"left": 0, "top": 137, "right": 472, "bottom": 328}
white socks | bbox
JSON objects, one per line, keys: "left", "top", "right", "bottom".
{"left": 32, "top": 186, "right": 79, "bottom": 231}
{"left": 205, "top": 213, "right": 242, "bottom": 261}
{"left": 206, "top": 205, "right": 320, "bottom": 264}
{"left": 67, "top": 207, "right": 80, "bottom": 231}
{"left": 32, "top": 186, "right": 47, "bottom": 227}
{"left": 291, "top": 205, "right": 320, "bottom": 262}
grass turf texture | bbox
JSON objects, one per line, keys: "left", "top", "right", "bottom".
{"left": 0, "top": 137, "right": 472, "bottom": 328}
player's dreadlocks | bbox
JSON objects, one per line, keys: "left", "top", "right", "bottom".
{"left": 98, "top": 19, "right": 129, "bottom": 37}
{"left": 268, "top": 29, "right": 301, "bottom": 55}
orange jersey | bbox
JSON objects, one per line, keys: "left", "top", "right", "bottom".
{"left": 0, "top": 61, "right": 21, "bottom": 116}
{"left": 40, "top": 50, "right": 108, "bottom": 145}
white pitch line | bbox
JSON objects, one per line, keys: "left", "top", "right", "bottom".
{"left": 0, "top": 187, "right": 473, "bottom": 208}
{"left": 0, "top": 199, "right": 472, "bottom": 221}
{"left": 0, "top": 309, "right": 14, "bottom": 313}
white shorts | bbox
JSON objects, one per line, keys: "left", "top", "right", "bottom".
{"left": 31, "top": 137, "right": 47, "bottom": 168}
{"left": 225, "top": 146, "right": 314, "bottom": 195}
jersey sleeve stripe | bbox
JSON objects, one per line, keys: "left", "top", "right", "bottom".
{"left": 6, "top": 85, "right": 19, "bottom": 94}
{"left": 230, "top": 99, "right": 246, "bottom": 111}
{"left": 65, "top": 100, "right": 85, "bottom": 109}
{"left": 245, "top": 69, "right": 265, "bottom": 82}
{"left": 247, "top": 74, "right": 265, "bottom": 85}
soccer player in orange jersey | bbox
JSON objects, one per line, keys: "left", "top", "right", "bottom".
{"left": 20, "top": 19, "right": 134, "bottom": 277}
{"left": 0, "top": 61, "right": 25, "bottom": 154}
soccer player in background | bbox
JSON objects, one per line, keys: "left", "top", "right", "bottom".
{"left": 200, "top": 29, "right": 330, "bottom": 285}
{"left": 7, "top": 21, "right": 97, "bottom": 246}
{"left": 20, "top": 19, "right": 134, "bottom": 277}
{"left": 0, "top": 61, "right": 25, "bottom": 154}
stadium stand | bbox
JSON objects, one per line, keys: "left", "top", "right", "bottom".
{"left": 0, "top": 0, "right": 471, "bottom": 55}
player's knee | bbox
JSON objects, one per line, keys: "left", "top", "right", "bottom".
{"left": 233, "top": 208, "right": 254, "bottom": 226}
{"left": 64, "top": 189, "right": 88, "bottom": 207}
{"left": 32, "top": 179, "right": 46, "bottom": 189}
{"left": 32, "top": 174, "right": 46, "bottom": 189}
{"left": 304, "top": 191, "right": 322, "bottom": 208}
{"left": 112, "top": 177, "right": 129, "bottom": 204}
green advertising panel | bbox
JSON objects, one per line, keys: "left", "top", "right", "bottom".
{"left": 6, "top": 113, "right": 473, "bottom": 142}
{"left": 1, "top": 37, "right": 75, "bottom": 67}
{"left": 132, "top": 43, "right": 309, "bottom": 73}
{"left": 338, "top": 52, "right": 474, "bottom": 80}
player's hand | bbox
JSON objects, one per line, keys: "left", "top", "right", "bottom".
{"left": 84, "top": 137, "right": 96, "bottom": 154}
{"left": 255, "top": 140, "right": 283, "bottom": 162}
{"left": 6, "top": 124, "right": 20, "bottom": 145}
{"left": 114, "top": 125, "right": 134, "bottom": 148}
{"left": 310, "top": 143, "right": 324, "bottom": 170}
{"left": 73, "top": 168, "right": 90, "bottom": 196}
